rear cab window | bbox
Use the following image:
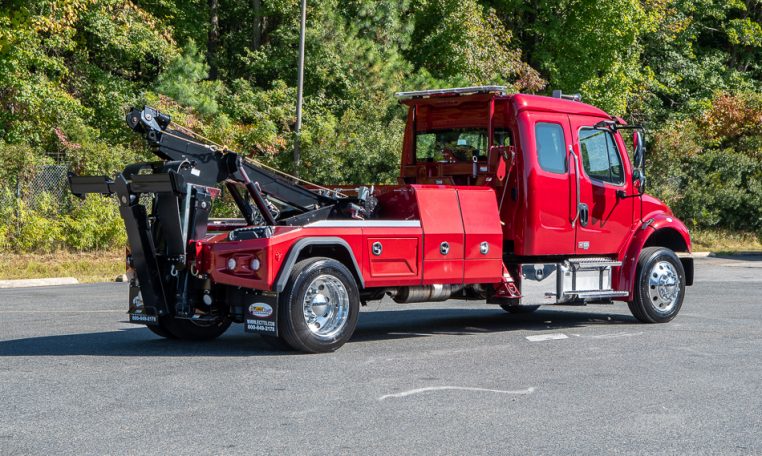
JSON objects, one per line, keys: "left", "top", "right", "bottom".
{"left": 415, "top": 128, "right": 511, "bottom": 163}
{"left": 535, "top": 123, "right": 567, "bottom": 173}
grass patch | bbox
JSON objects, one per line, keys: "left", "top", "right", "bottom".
{"left": 0, "top": 251, "right": 125, "bottom": 283}
{"left": 691, "top": 229, "right": 762, "bottom": 253}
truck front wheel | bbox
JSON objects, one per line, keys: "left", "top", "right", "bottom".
{"left": 278, "top": 257, "right": 360, "bottom": 353}
{"left": 628, "top": 247, "right": 686, "bottom": 323}
{"left": 500, "top": 304, "right": 540, "bottom": 314}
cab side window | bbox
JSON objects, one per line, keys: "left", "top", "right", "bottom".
{"left": 535, "top": 123, "right": 567, "bottom": 174}
{"left": 578, "top": 128, "right": 624, "bottom": 185}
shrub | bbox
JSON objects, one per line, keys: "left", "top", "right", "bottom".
{"left": 648, "top": 91, "right": 762, "bottom": 235}
{"left": 62, "top": 195, "right": 126, "bottom": 251}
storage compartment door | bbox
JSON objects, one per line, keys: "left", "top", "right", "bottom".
{"left": 458, "top": 187, "right": 503, "bottom": 283}
{"left": 362, "top": 227, "right": 423, "bottom": 287}
{"left": 414, "top": 186, "right": 465, "bottom": 284}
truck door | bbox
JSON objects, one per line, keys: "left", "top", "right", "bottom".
{"left": 519, "top": 111, "right": 576, "bottom": 255}
{"left": 568, "top": 116, "right": 634, "bottom": 255}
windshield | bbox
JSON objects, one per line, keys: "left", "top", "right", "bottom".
{"left": 415, "top": 128, "right": 510, "bottom": 163}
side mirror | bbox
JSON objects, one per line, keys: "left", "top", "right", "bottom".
{"left": 632, "top": 162, "right": 647, "bottom": 194}
{"left": 633, "top": 130, "right": 645, "bottom": 169}
{"left": 632, "top": 130, "right": 646, "bottom": 194}
{"left": 632, "top": 168, "right": 642, "bottom": 189}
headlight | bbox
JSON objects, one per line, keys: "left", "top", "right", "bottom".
{"left": 227, "top": 258, "right": 237, "bottom": 270}
{"left": 250, "top": 258, "right": 261, "bottom": 271}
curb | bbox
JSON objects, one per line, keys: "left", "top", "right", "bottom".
{"left": 0, "top": 277, "right": 80, "bottom": 289}
{"left": 690, "top": 252, "right": 762, "bottom": 258}
{"left": 708, "top": 251, "right": 762, "bottom": 257}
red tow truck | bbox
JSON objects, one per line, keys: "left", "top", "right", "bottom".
{"left": 69, "top": 86, "right": 693, "bottom": 353}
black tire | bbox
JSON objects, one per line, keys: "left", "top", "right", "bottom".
{"left": 628, "top": 246, "right": 686, "bottom": 323}
{"left": 145, "top": 317, "right": 177, "bottom": 339}
{"left": 278, "top": 257, "right": 360, "bottom": 353}
{"left": 163, "top": 316, "right": 232, "bottom": 341}
{"left": 260, "top": 334, "right": 293, "bottom": 351}
{"left": 500, "top": 304, "right": 540, "bottom": 314}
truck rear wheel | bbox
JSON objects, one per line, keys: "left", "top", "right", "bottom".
{"left": 146, "top": 317, "right": 177, "bottom": 339}
{"left": 628, "top": 247, "right": 686, "bottom": 323}
{"left": 278, "top": 257, "right": 360, "bottom": 353}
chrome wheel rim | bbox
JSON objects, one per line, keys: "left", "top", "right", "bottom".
{"left": 302, "top": 275, "right": 350, "bottom": 339}
{"left": 647, "top": 261, "right": 680, "bottom": 313}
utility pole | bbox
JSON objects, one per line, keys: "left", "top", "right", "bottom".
{"left": 207, "top": 0, "right": 220, "bottom": 80}
{"left": 293, "top": 0, "right": 307, "bottom": 178}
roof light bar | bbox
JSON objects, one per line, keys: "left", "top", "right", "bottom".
{"left": 395, "top": 85, "right": 507, "bottom": 100}
{"left": 552, "top": 90, "right": 582, "bottom": 102}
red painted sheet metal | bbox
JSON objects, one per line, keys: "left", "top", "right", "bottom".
{"left": 285, "top": 228, "right": 366, "bottom": 285}
{"left": 456, "top": 187, "right": 502, "bottom": 259}
{"left": 511, "top": 94, "right": 610, "bottom": 118}
{"left": 200, "top": 184, "right": 510, "bottom": 291}
{"left": 374, "top": 186, "right": 419, "bottom": 220}
{"left": 614, "top": 212, "right": 692, "bottom": 300}
{"left": 463, "top": 258, "right": 503, "bottom": 283}
{"left": 362, "top": 227, "right": 423, "bottom": 287}
{"left": 516, "top": 111, "right": 576, "bottom": 256}
{"left": 412, "top": 185, "right": 465, "bottom": 284}
{"left": 456, "top": 186, "right": 504, "bottom": 283}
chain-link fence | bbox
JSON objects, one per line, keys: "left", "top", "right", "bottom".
{"left": 0, "top": 164, "right": 71, "bottom": 221}
{"left": 22, "top": 165, "right": 69, "bottom": 210}
{"left": 0, "top": 162, "right": 130, "bottom": 253}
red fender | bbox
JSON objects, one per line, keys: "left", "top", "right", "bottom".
{"left": 615, "top": 212, "right": 692, "bottom": 300}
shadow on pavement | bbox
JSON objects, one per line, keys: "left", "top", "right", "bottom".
{"left": 706, "top": 253, "right": 762, "bottom": 261}
{"left": 353, "top": 307, "right": 639, "bottom": 342}
{"left": 0, "top": 307, "right": 639, "bottom": 357}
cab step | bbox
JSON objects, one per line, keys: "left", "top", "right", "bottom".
{"left": 568, "top": 257, "right": 622, "bottom": 269}
{"left": 544, "top": 290, "right": 629, "bottom": 299}
{"left": 562, "top": 290, "right": 629, "bottom": 299}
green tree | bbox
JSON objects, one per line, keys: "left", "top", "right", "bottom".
{"left": 408, "top": 0, "right": 545, "bottom": 91}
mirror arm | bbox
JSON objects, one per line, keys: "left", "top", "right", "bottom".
{"left": 617, "top": 172, "right": 647, "bottom": 199}
{"left": 617, "top": 190, "right": 643, "bottom": 199}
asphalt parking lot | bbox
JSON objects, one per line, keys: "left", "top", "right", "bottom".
{"left": 0, "top": 256, "right": 760, "bottom": 455}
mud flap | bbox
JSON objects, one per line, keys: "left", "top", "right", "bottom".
{"left": 231, "top": 289, "right": 279, "bottom": 336}
{"left": 127, "top": 283, "right": 160, "bottom": 326}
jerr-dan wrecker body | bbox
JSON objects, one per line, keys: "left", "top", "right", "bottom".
{"left": 69, "top": 86, "right": 693, "bottom": 353}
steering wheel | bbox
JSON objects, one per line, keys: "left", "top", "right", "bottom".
{"left": 442, "top": 148, "right": 458, "bottom": 163}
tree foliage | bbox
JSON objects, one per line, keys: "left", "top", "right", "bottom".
{"left": 0, "top": 0, "right": 761, "bottom": 252}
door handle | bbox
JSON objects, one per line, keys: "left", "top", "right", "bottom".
{"left": 579, "top": 203, "right": 589, "bottom": 227}
{"left": 569, "top": 145, "right": 581, "bottom": 228}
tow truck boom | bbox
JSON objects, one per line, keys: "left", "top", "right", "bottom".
{"left": 68, "top": 106, "right": 367, "bottom": 321}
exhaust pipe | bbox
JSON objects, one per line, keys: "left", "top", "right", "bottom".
{"left": 389, "top": 284, "right": 462, "bottom": 303}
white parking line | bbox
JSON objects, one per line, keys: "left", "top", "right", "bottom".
{"left": 525, "top": 333, "right": 568, "bottom": 342}
{"left": 379, "top": 386, "right": 535, "bottom": 401}
{"left": 588, "top": 331, "right": 643, "bottom": 339}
